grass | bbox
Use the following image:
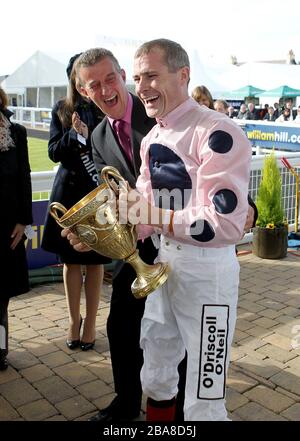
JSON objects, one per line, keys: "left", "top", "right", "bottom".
{"left": 28, "top": 137, "right": 54, "bottom": 200}
{"left": 28, "top": 137, "right": 54, "bottom": 172}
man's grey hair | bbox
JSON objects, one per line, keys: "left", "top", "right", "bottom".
{"left": 75, "top": 48, "right": 122, "bottom": 82}
{"left": 134, "top": 38, "right": 190, "bottom": 73}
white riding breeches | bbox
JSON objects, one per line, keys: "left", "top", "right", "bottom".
{"left": 140, "top": 236, "right": 239, "bottom": 421}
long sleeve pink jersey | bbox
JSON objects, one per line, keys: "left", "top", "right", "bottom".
{"left": 136, "top": 97, "right": 252, "bottom": 248}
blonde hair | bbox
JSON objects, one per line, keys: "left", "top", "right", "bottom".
{"left": 191, "top": 85, "right": 214, "bottom": 109}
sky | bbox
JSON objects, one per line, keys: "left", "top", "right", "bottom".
{"left": 1, "top": 0, "right": 300, "bottom": 76}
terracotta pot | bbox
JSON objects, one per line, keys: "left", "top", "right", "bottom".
{"left": 252, "top": 226, "right": 288, "bottom": 259}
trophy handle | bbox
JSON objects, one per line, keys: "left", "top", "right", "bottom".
{"left": 49, "top": 202, "right": 68, "bottom": 223}
{"left": 101, "top": 166, "right": 128, "bottom": 196}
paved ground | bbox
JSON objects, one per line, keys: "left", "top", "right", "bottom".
{"left": 1, "top": 245, "right": 300, "bottom": 421}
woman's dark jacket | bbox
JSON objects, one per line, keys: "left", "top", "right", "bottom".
{"left": 41, "top": 98, "right": 108, "bottom": 261}
{"left": 0, "top": 109, "right": 33, "bottom": 297}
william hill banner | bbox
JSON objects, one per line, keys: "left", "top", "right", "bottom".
{"left": 244, "top": 123, "right": 300, "bottom": 151}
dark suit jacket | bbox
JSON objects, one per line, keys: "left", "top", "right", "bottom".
{"left": 0, "top": 118, "right": 33, "bottom": 228}
{"left": 91, "top": 94, "right": 155, "bottom": 188}
{"left": 0, "top": 112, "right": 33, "bottom": 297}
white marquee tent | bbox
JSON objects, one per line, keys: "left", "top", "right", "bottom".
{"left": 2, "top": 41, "right": 300, "bottom": 109}
{"left": 1, "top": 51, "right": 68, "bottom": 107}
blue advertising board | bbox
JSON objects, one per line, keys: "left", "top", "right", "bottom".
{"left": 25, "top": 200, "right": 60, "bottom": 269}
{"left": 244, "top": 123, "right": 300, "bottom": 151}
{"left": 227, "top": 100, "right": 244, "bottom": 109}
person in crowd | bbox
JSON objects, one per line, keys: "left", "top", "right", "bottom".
{"left": 228, "top": 106, "right": 238, "bottom": 118}
{"left": 258, "top": 104, "right": 269, "bottom": 120}
{"left": 191, "top": 85, "right": 214, "bottom": 109}
{"left": 263, "top": 106, "right": 276, "bottom": 122}
{"left": 276, "top": 108, "right": 291, "bottom": 122}
{"left": 293, "top": 106, "right": 300, "bottom": 123}
{"left": 41, "top": 54, "right": 110, "bottom": 352}
{"left": 115, "top": 38, "right": 251, "bottom": 421}
{"left": 273, "top": 102, "right": 280, "bottom": 119}
{"left": 214, "top": 99, "right": 229, "bottom": 114}
{"left": 245, "top": 102, "right": 258, "bottom": 120}
{"left": 0, "top": 87, "right": 33, "bottom": 370}
{"left": 282, "top": 99, "right": 297, "bottom": 120}
{"left": 236, "top": 103, "right": 248, "bottom": 119}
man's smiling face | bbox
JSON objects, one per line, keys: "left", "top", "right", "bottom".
{"left": 133, "top": 47, "right": 189, "bottom": 119}
{"left": 79, "top": 57, "right": 128, "bottom": 119}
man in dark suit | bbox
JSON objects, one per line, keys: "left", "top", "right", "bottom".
{"left": 74, "top": 48, "right": 159, "bottom": 421}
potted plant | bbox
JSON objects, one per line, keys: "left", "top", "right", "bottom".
{"left": 252, "top": 151, "right": 288, "bottom": 259}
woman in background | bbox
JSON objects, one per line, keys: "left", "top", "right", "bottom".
{"left": 263, "top": 106, "right": 276, "bottom": 122}
{"left": 42, "top": 54, "right": 110, "bottom": 351}
{"left": 0, "top": 87, "right": 33, "bottom": 370}
{"left": 276, "top": 108, "right": 291, "bottom": 123}
{"left": 214, "top": 99, "right": 229, "bottom": 114}
{"left": 191, "top": 85, "right": 214, "bottom": 109}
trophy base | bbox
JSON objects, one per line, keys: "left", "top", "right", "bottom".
{"left": 131, "top": 262, "right": 170, "bottom": 299}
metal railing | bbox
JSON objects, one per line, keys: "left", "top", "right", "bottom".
{"left": 249, "top": 151, "right": 299, "bottom": 225}
{"left": 32, "top": 170, "right": 56, "bottom": 200}
{"left": 241, "top": 151, "right": 300, "bottom": 244}
{"left": 8, "top": 106, "right": 51, "bottom": 129}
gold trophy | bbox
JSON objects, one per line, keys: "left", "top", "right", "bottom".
{"left": 49, "top": 166, "right": 169, "bottom": 299}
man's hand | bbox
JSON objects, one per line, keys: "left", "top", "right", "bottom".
{"left": 244, "top": 205, "right": 255, "bottom": 233}
{"left": 61, "top": 228, "right": 91, "bottom": 252}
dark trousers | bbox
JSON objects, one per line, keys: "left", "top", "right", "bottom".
{"left": 107, "top": 237, "right": 187, "bottom": 419}
{"left": 0, "top": 298, "right": 9, "bottom": 358}
{"left": 107, "top": 238, "right": 157, "bottom": 416}
{"left": 107, "top": 261, "right": 146, "bottom": 415}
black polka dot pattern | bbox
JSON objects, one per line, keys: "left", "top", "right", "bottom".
{"left": 149, "top": 143, "right": 192, "bottom": 210}
{"left": 213, "top": 189, "right": 237, "bottom": 214}
{"left": 208, "top": 130, "right": 233, "bottom": 154}
{"left": 190, "top": 219, "right": 215, "bottom": 242}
